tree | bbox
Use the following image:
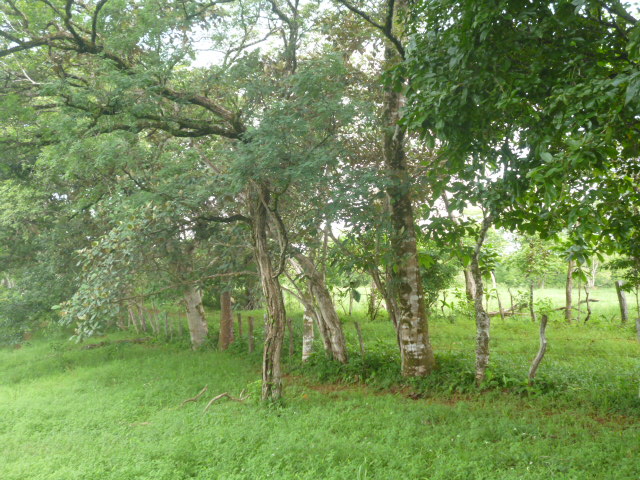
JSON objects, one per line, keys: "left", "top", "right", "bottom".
{"left": 404, "top": 0, "right": 640, "bottom": 264}
{"left": 0, "top": 0, "right": 354, "bottom": 400}
{"left": 335, "top": 0, "right": 436, "bottom": 376}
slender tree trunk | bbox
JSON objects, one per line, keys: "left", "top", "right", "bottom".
{"left": 589, "top": 259, "right": 598, "bottom": 288}
{"left": 292, "top": 254, "right": 348, "bottom": 363}
{"left": 529, "top": 282, "right": 536, "bottom": 322}
{"left": 528, "top": 314, "right": 548, "bottom": 385}
{"left": 615, "top": 280, "right": 629, "bottom": 324}
{"left": 471, "top": 256, "right": 491, "bottom": 385}
{"left": 184, "top": 286, "right": 208, "bottom": 350}
{"left": 219, "top": 291, "right": 233, "bottom": 350}
{"left": 471, "top": 216, "right": 492, "bottom": 385}
{"left": 490, "top": 271, "right": 505, "bottom": 320}
{"left": 464, "top": 268, "right": 477, "bottom": 301}
{"left": 302, "top": 310, "right": 315, "bottom": 361}
{"left": 250, "top": 185, "right": 287, "bottom": 401}
{"left": 565, "top": 259, "right": 574, "bottom": 323}
{"left": 583, "top": 284, "right": 592, "bottom": 323}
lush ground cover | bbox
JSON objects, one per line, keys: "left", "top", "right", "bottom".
{"left": 1, "top": 287, "right": 639, "bottom": 479}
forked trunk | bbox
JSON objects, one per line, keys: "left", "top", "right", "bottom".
{"left": 184, "top": 286, "right": 208, "bottom": 350}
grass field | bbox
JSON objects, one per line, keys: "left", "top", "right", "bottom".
{"left": 1, "top": 286, "right": 639, "bottom": 479}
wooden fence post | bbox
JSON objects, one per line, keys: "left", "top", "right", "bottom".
{"left": 248, "top": 316, "right": 255, "bottom": 353}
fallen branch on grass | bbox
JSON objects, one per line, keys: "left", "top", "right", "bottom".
{"left": 180, "top": 385, "right": 208, "bottom": 407}
{"left": 488, "top": 302, "right": 527, "bottom": 317}
{"left": 203, "top": 389, "right": 248, "bottom": 413}
{"left": 81, "top": 338, "right": 150, "bottom": 349}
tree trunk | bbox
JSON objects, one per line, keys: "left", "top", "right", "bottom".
{"left": 583, "top": 284, "right": 592, "bottom": 323}
{"left": 615, "top": 280, "right": 629, "bottom": 324}
{"left": 529, "top": 282, "right": 536, "bottom": 322}
{"left": 184, "top": 286, "right": 208, "bottom": 350}
{"left": 219, "top": 291, "right": 233, "bottom": 350}
{"left": 464, "top": 268, "right": 477, "bottom": 301}
{"left": 250, "top": 185, "right": 287, "bottom": 401}
{"left": 291, "top": 254, "right": 348, "bottom": 363}
{"left": 589, "top": 259, "right": 598, "bottom": 288}
{"left": 302, "top": 310, "right": 315, "bottom": 361}
{"left": 565, "top": 259, "right": 574, "bottom": 323}
{"left": 490, "top": 271, "right": 505, "bottom": 321}
{"left": 382, "top": 33, "right": 435, "bottom": 376}
{"left": 528, "top": 314, "right": 548, "bottom": 385}
{"left": 471, "top": 255, "right": 491, "bottom": 385}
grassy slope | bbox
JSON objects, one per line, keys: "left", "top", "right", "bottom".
{"left": 1, "top": 287, "right": 639, "bottom": 479}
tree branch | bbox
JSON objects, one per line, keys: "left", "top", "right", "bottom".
{"left": 91, "top": 0, "right": 110, "bottom": 45}
{"left": 335, "top": 0, "right": 405, "bottom": 58}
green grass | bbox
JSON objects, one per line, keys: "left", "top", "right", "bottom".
{"left": 1, "top": 287, "right": 639, "bottom": 479}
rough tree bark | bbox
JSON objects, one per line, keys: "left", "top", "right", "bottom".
{"left": 184, "top": 286, "right": 208, "bottom": 350}
{"left": 339, "top": 0, "right": 435, "bottom": 375}
{"left": 565, "top": 259, "right": 574, "bottom": 323}
{"left": 250, "top": 185, "right": 287, "bottom": 401}
{"left": 382, "top": 21, "right": 435, "bottom": 376}
{"left": 218, "top": 290, "right": 233, "bottom": 350}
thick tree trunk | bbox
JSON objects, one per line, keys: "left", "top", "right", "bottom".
{"left": 380, "top": 5, "right": 435, "bottom": 375}
{"left": 184, "top": 286, "right": 208, "bottom": 350}
{"left": 302, "top": 310, "right": 315, "bottom": 361}
{"left": 565, "top": 259, "right": 574, "bottom": 323}
{"left": 292, "top": 254, "right": 348, "bottom": 363}
{"left": 219, "top": 290, "right": 233, "bottom": 350}
{"left": 250, "top": 185, "right": 287, "bottom": 401}
{"left": 615, "top": 280, "right": 629, "bottom": 324}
